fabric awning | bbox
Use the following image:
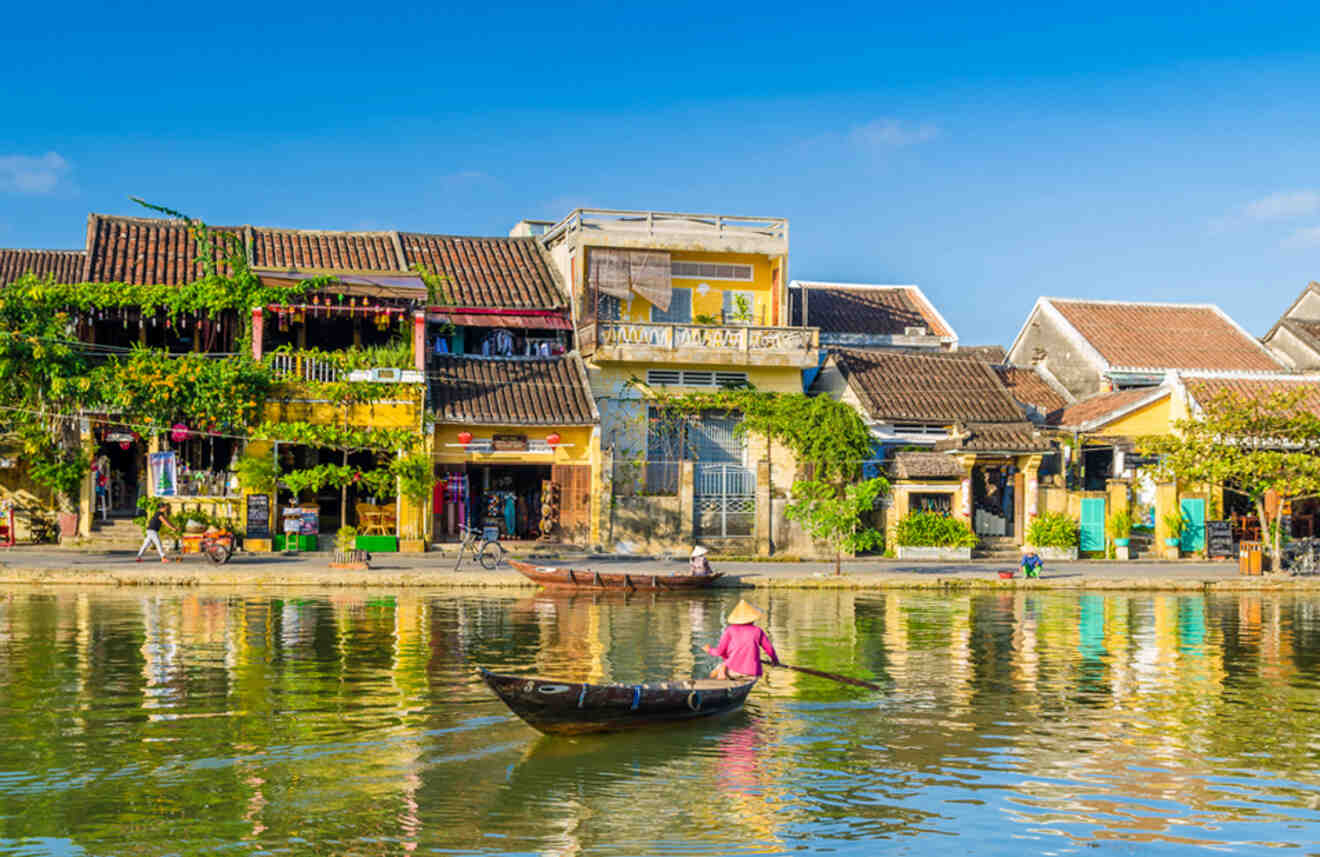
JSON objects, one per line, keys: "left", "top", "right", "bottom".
{"left": 427, "top": 308, "right": 572, "bottom": 330}
{"left": 588, "top": 248, "right": 672, "bottom": 311}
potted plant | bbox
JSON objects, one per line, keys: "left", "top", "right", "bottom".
{"left": 1108, "top": 508, "right": 1133, "bottom": 547}
{"left": 1162, "top": 511, "right": 1185, "bottom": 549}
{"left": 894, "top": 511, "right": 978, "bottom": 560}
{"left": 330, "top": 525, "right": 370, "bottom": 570}
{"left": 1026, "top": 512, "right": 1080, "bottom": 560}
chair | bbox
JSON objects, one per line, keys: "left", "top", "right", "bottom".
{"left": 356, "top": 502, "right": 385, "bottom": 535}
{"left": 379, "top": 506, "right": 397, "bottom": 534}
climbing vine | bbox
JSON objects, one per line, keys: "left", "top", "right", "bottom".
{"left": 250, "top": 422, "right": 421, "bottom": 453}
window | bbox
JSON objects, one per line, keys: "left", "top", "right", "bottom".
{"left": 672, "top": 261, "right": 753, "bottom": 281}
{"left": 911, "top": 492, "right": 953, "bottom": 515}
{"left": 651, "top": 288, "right": 692, "bottom": 324}
{"left": 598, "top": 293, "right": 622, "bottom": 321}
{"left": 646, "top": 369, "right": 748, "bottom": 388}
{"left": 722, "top": 291, "right": 755, "bottom": 324}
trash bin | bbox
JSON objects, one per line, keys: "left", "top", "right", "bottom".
{"left": 1239, "top": 541, "right": 1263, "bottom": 575}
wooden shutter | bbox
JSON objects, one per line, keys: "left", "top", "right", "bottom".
{"left": 552, "top": 464, "right": 592, "bottom": 544}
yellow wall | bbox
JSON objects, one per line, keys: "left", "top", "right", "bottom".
{"left": 261, "top": 390, "right": 423, "bottom": 430}
{"left": 432, "top": 424, "right": 595, "bottom": 466}
{"left": 615, "top": 251, "right": 780, "bottom": 327}
{"left": 1087, "top": 394, "right": 1174, "bottom": 438}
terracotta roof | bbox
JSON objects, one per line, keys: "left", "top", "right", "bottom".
{"left": 959, "top": 345, "right": 1007, "bottom": 363}
{"left": 400, "top": 233, "right": 565, "bottom": 309}
{"left": 83, "top": 214, "right": 567, "bottom": 310}
{"left": 790, "top": 283, "right": 953, "bottom": 337}
{"left": 935, "top": 421, "right": 1052, "bottom": 453}
{"left": 250, "top": 228, "right": 402, "bottom": 271}
{"left": 0, "top": 248, "right": 85, "bottom": 286}
{"left": 1045, "top": 387, "right": 1168, "bottom": 430}
{"left": 888, "top": 451, "right": 964, "bottom": 479}
{"left": 429, "top": 354, "right": 597, "bottom": 426}
{"left": 85, "top": 214, "right": 241, "bottom": 284}
{"left": 1048, "top": 299, "right": 1282, "bottom": 371}
{"left": 831, "top": 349, "right": 1025, "bottom": 423}
{"left": 1184, "top": 375, "right": 1320, "bottom": 417}
{"left": 996, "top": 366, "right": 1070, "bottom": 415}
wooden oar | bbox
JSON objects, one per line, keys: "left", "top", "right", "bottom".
{"left": 762, "top": 659, "right": 883, "bottom": 691}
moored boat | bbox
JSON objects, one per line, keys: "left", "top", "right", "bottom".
{"left": 479, "top": 668, "right": 756, "bottom": 735}
{"left": 509, "top": 559, "right": 723, "bottom": 590}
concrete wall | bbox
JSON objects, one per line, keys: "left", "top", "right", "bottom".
{"left": 1266, "top": 326, "right": 1318, "bottom": 371}
{"left": 1008, "top": 308, "right": 1104, "bottom": 399}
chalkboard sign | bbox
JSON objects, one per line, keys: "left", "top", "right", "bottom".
{"left": 1205, "top": 520, "right": 1233, "bottom": 558}
{"left": 246, "top": 494, "right": 271, "bottom": 537}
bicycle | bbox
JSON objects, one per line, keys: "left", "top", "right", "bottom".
{"left": 456, "top": 526, "right": 504, "bottom": 570}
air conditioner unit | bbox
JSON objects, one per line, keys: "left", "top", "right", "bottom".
{"left": 904, "top": 326, "right": 929, "bottom": 337}
{"left": 345, "top": 368, "right": 425, "bottom": 383}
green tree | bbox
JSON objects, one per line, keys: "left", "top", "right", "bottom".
{"left": 786, "top": 477, "right": 889, "bottom": 574}
{"left": 1140, "top": 388, "right": 1320, "bottom": 572}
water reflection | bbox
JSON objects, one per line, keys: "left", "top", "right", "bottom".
{"left": 1, "top": 588, "right": 1319, "bottom": 855}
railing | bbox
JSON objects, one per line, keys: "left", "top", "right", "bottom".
{"left": 597, "top": 322, "right": 818, "bottom": 353}
{"left": 540, "top": 208, "right": 788, "bottom": 247}
{"left": 269, "top": 353, "right": 342, "bottom": 383}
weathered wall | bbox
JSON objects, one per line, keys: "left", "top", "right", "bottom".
{"left": 1008, "top": 309, "right": 1103, "bottom": 399}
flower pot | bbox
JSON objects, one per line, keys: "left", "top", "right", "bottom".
{"left": 1163, "top": 538, "right": 1180, "bottom": 547}
{"left": 1114, "top": 538, "right": 1130, "bottom": 547}
{"left": 896, "top": 545, "right": 973, "bottom": 561}
{"left": 1036, "top": 546, "right": 1078, "bottom": 560}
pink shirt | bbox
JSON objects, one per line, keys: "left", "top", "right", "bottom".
{"left": 709, "top": 624, "right": 779, "bottom": 677}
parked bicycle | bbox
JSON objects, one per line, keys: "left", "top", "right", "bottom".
{"left": 456, "top": 526, "right": 504, "bottom": 571}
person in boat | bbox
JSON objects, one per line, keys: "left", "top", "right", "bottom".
{"left": 689, "top": 545, "right": 713, "bottom": 575}
{"left": 703, "top": 599, "right": 780, "bottom": 681}
{"left": 1020, "top": 545, "right": 1043, "bottom": 579}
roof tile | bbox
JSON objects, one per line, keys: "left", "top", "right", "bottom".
{"left": 1184, "top": 376, "right": 1320, "bottom": 417}
{"left": 0, "top": 248, "right": 85, "bottom": 286}
{"left": 430, "top": 354, "right": 596, "bottom": 426}
{"left": 401, "top": 233, "right": 565, "bottom": 309}
{"left": 996, "top": 366, "right": 1070, "bottom": 415}
{"left": 1046, "top": 387, "right": 1167, "bottom": 429}
{"left": 832, "top": 349, "right": 1025, "bottom": 424}
{"left": 791, "top": 284, "right": 951, "bottom": 337}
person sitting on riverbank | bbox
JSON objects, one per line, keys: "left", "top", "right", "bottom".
{"left": 690, "top": 545, "right": 713, "bottom": 575}
{"left": 1020, "top": 547, "right": 1043, "bottom": 579}
{"left": 704, "top": 599, "right": 780, "bottom": 681}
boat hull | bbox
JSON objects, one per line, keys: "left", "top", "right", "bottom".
{"left": 480, "top": 669, "right": 755, "bottom": 735}
{"left": 509, "top": 559, "right": 723, "bottom": 590}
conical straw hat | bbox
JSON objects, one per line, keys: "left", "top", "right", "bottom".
{"left": 725, "top": 599, "right": 763, "bottom": 625}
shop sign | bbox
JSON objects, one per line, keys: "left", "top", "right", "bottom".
{"left": 105, "top": 432, "right": 134, "bottom": 444}
{"left": 246, "top": 494, "right": 271, "bottom": 537}
{"left": 493, "top": 434, "right": 528, "bottom": 452}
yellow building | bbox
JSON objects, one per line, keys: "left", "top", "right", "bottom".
{"left": 531, "top": 209, "right": 820, "bottom": 553}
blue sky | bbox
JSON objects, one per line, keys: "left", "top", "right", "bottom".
{"left": 3, "top": 0, "right": 1318, "bottom": 347}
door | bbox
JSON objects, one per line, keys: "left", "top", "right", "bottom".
{"left": 1180, "top": 498, "right": 1206, "bottom": 552}
{"left": 1079, "top": 497, "right": 1106, "bottom": 552}
{"left": 551, "top": 464, "right": 591, "bottom": 544}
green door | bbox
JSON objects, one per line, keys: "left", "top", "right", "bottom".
{"left": 1080, "top": 498, "right": 1106, "bottom": 552}
{"left": 1180, "top": 498, "right": 1206, "bottom": 552}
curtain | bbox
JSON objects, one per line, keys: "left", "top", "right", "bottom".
{"left": 588, "top": 248, "right": 672, "bottom": 310}
{"left": 588, "top": 248, "right": 631, "bottom": 299}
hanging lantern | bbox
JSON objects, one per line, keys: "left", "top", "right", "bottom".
{"left": 546, "top": 433, "right": 561, "bottom": 447}
{"left": 457, "top": 431, "right": 473, "bottom": 445}
{"left": 171, "top": 423, "right": 190, "bottom": 443}
{"left": 119, "top": 441, "right": 132, "bottom": 451}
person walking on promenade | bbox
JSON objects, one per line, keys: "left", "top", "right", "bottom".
{"left": 136, "top": 503, "right": 177, "bottom": 563}
{"left": 704, "top": 599, "right": 780, "bottom": 681}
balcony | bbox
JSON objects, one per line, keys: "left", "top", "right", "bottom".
{"left": 594, "top": 321, "right": 819, "bottom": 368}
{"left": 269, "top": 352, "right": 423, "bottom": 384}
{"left": 540, "top": 208, "right": 789, "bottom": 256}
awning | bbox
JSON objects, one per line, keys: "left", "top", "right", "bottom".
{"left": 427, "top": 307, "right": 572, "bottom": 330}
{"left": 255, "top": 269, "right": 427, "bottom": 301}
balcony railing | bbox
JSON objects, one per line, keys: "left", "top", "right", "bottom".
{"left": 597, "top": 321, "right": 818, "bottom": 353}
{"left": 270, "top": 352, "right": 342, "bottom": 383}
{"left": 540, "top": 208, "right": 788, "bottom": 251}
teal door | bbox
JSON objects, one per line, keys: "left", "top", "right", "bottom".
{"left": 1180, "top": 498, "right": 1206, "bottom": 552}
{"left": 1080, "top": 498, "right": 1106, "bottom": 552}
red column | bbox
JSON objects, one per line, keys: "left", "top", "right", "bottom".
{"left": 413, "top": 311, "right": 426, "bottom": 371}
{"left": 251, "top": 307, "right": 264, "bottom": 362}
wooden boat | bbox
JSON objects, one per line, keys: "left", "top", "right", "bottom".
{"left": 509, "top": 559, "right": 723, "bottom": 590}
{"left": 479, "top": 668, "right": 756, "bottom": 735}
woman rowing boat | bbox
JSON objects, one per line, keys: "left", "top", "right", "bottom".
{"left": 703, "top": 599, "right": 780, "bottom": 681}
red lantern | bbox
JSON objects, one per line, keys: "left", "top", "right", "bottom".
{"left": 119, "top": 441, "right": 131, "bottom": 451}
{"left": 457, "top": 431, "right": 473, "bottom": 445}
{"left": 170, "top": 423, "right": 190, "bottom": 443}
{"left": 546, "top": 433, "right": 561, "bottom": 446}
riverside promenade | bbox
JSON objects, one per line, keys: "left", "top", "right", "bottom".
{"left": 1, "top": 547, "right": 1314, "bottom": 591}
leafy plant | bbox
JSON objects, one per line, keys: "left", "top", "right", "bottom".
{"left": 894, "top": 512, "right": 978, "bottom": 548}
{"left": 1027, "top": 512, "right": 1079, "bottom": 548}
{"left": 393, "top": 452, "right": 433, "bottom": 503}
{"left": 335, "top": 525, "right": 358, "bottom": 553}
{"left": 236, "top": 455, "right": 278, "bottom": 494}
{"left": 728, "top": 294, "right": 753, "bottom": 324}
{"left": 1162, "top": 511, "right": 1186, "bottom": 539}
{"left": 786, "top": 477, "right": 888, "bottom": 574}
{"left": 1107, "top": 508, "right": 1133, "bottom": 540}
{"left": 693, "top": 313, "right": 721, "bottom": 325}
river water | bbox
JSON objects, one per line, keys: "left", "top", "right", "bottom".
{"left": 2, "top": 586, "right": 1319, "bottom": 856}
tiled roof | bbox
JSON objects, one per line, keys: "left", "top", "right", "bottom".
{"left": 832, "top": 349, "right": 1025, "bottom": 423}
{"left": 960, "top": 345, "right": 1007, "bottom": 363}
{"left": 250, "top": 228, "right": 402, "bottom": 271}
{"left": 935, "top": 421, "right": 1052, "bottom": 453}
{"left": 400, "top": 233, "right": 565, "bottom": 309}
{"left": 790, "top": 283, "right": 953, "bottom": 337}
{"left": 0, "top": 248, "right": 85, "bottom": 286}
{"left": 429, "top": 354, "right": 597, "bottom": 426}
{"left": 1045, "top": 387, "right": 1168, "bottom": 430}
{"left": 84, "top": 215, "right": 567, "bottom": 309}
{"left": 996, "top": 366, "right": 1070, "bottom": 415}
{"left": 888, "top": 451, "right": 964, "bottom": 479}
{"left": 1184, "top": 375, "right": 1320, "bottom": 417}
{"left": 86, "top": 214, "right": 241, "bottom": 284}
{"left": 1048, "top": 299, "right": 1282, "bottom": 371}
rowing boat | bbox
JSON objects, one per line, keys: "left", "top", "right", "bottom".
{"left": 479, "top": 668, "right": 756, "bottom": 735}
{"left": 508, "top": 559, "right": 723, "bottom": 590}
